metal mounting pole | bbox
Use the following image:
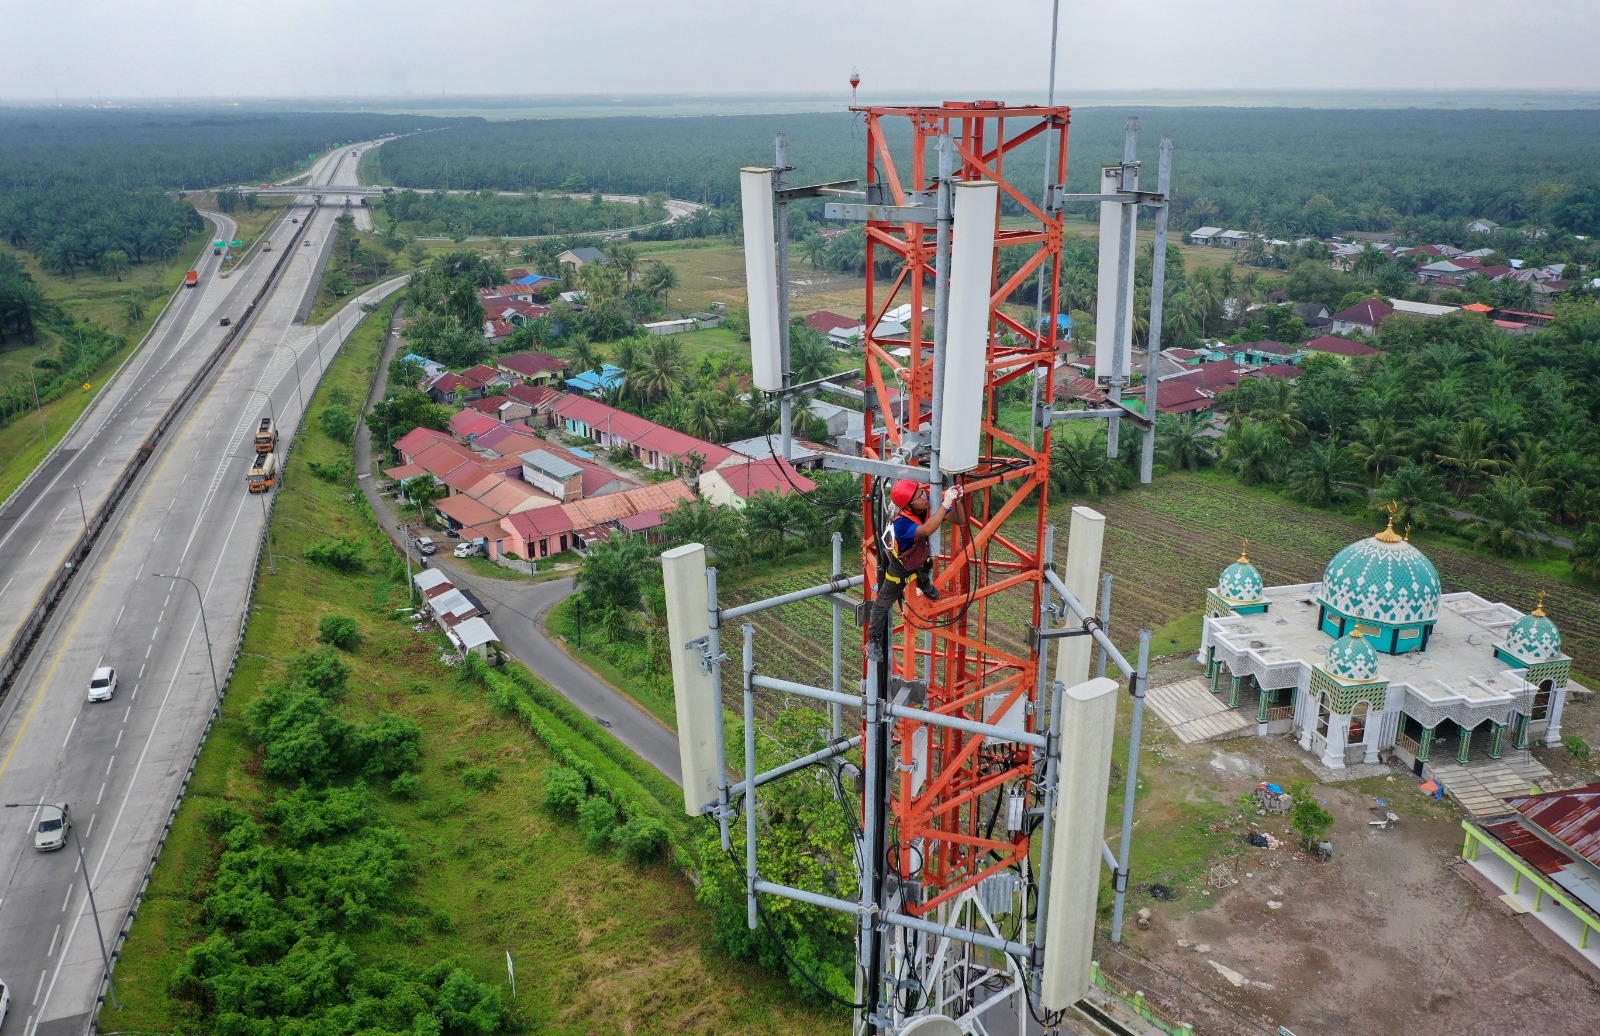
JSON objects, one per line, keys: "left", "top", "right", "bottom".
{"left": 831, "top": 533, "right": 844, "bottom": 740}
{"left": 1110, "top": 629, "right": 1152, "bottom": 942}
{"left": 860, "top": 648, "right": 888, "bottom": 1033}
{"left": 1031, "top": 0, "right": 1063, "bottom": 452}
{"left": 1107, "top": 119, "right": 1139, "bottom": 458}
{"left": 1140, "top": 138, "right": 1173, "bottom": 484}
{"left": 742, "top": 624, "right": 760, "bottom": 930}
{"left": 28, "top": 357, "right": 50, "bottom": 447}
{"left": 1095, "top": 572, "right": 1113, "bottom": 680}
{"left": 775, "top": 135, "right": 793, "bottom": 462}
{"left": 709, "top": 566, "right": 733, "bottom": 851}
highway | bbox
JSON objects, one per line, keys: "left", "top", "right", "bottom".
{"left": 0, "top": 141, "right": 402, "bottom": 1036}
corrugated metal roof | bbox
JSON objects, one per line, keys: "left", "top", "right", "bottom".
{"left": 521, "top": 448, "right": 582, "bottom": 480}
{"left": 1510, "top": 783, "right": 1600, "bottom": 868}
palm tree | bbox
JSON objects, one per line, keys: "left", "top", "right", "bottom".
{"left": 642, "top": 261, "right": 679, "bottom": 302}
{"left": 1371, "top": 462, "right": 1450, "bottom": 531}
{"left": 101, "top": 249, "right": 130, "bottom": 282}
{"left": 1571, "top": 522, "right": 1600, "bottom": 582}
{"left": 684, "top": 393, "right": 724, "bottom": 441}
{"left": 1285, "top": 438, "right": 1362, "bottom": 506}
{"left": 1349, "top": 415, "right": 1408, "bottom": 484}
{"left": 1469, "top": 478, "right": 1551, "bottom": 558}
{"left": 742, "top": 491, "right": 812, "bottom": 558}
{"left": 575, "top": 534, "right": 651, "bottom": 616}
{"left": 1436, "top": 418, "right": 1504, "bottom": 498}
{"left": 801, "top": 235, "right": 828, "bottom": 269}
{"left": 807, "top": 470, "right": 862, "bottom": 545}
{"left": 660, "top": 498, "right": 747, "bottom": 561}
{"left": 565, "top": 334, "right": 598, "bottom": 373}
{"left": 606, "top": 244, "right": 641, "bottom": 283}
{"left": 789, "top": 325, "right": 836, "bottom": 382}
{"left": 633, "top": 338, "right": 689, "bottom": 403}
{"left": 1248, "top": 379, "right": 1306, "bottom": 443}
{"left": 1219, "top": 420, "right": 1287, "bottom": 485}
{"left": 1156, "top": 412, "right": 1213, "bottom": 472}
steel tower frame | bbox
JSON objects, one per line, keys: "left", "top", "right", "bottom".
{"left": 857, "top": 102, "right": 1069, "bottom": 919}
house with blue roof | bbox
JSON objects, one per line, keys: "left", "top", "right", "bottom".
{"left": 565, "top": 364, "right": 626, "bottom": 395}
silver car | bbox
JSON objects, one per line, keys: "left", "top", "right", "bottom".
{"left": 88, "top": 665, "right": 117, "bottom": 702}
{"left": 33, "top": 803, "right": 70, "bottom": 852}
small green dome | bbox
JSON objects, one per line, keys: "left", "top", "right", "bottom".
{"left": 1326, "top": 628, "right": 1381, "bottom": 683}
{"left": 1506, "top": 595, "right": 1562, "bottom": 662}
{"left": 1218, "top": 543, "right": 1263, "bottom": 603}
{"left": 1318, "top": 518, "right": 1440, "bottom": 627}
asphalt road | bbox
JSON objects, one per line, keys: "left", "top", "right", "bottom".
{"left": 0, "top": 142, "right": 402, "bottom": 1036}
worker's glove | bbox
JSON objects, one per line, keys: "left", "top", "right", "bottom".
{"left": 941, "top": 486, "right": 963, "bottom": 511}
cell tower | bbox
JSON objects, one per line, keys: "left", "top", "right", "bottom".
{"left": 667, "top": 97, "right": 1175, "bottom": 1034}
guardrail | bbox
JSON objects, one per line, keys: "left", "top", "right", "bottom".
{"left": 88, "top": 276, "right": 408, "bottom": 1032}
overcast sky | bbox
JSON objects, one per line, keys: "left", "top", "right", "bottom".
{"left": 3, "top": 0, "right": 1598, "bottom": 101}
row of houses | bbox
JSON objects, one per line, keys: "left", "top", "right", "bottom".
{"left": 411, "top": 567, "right": 500, "bottom": 661}
{"left": 385, "top": 386, "right": 819, "bottom": 561}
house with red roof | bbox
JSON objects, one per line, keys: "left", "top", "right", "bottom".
{"left": 1301, "top": 335, "right": 1380, "bottom": 359}
{"left": 1250, "top": 363, "right": 1303, "bottom": 383}
{"left": 467, "top": 394, "right": 533, "bottom": 425}
{"left": 422, "top": 371, "right": 486, "bottom": 404}
{"left": 461, "top": 364, "right": 511, "bottom": 389}
{"left": 449, "top": 409, "right": 502, "bottom": 442}
{"left": 503, "top": 383, "right": 565, "bottom": 426}
{"left": 393, "top": 427, "right": 455, "bottom": 464}
{"left": 495, "top": 351, "right": 567, "bottom": 386}
{"left": 803, "top": 311, "right": 861, "bottom": 338}
{"left": 1331, "top": 298, "right": 1394, "bottom": 337}
{"left": 699, "top": 458, "right": 817, "bottom": 509}
{"left": 1154, "top": 380, "right": 1217, "bottom": 415}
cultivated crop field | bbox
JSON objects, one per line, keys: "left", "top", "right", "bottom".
{"left": 721, "top": 472, "right": 1598, "bottom": 683}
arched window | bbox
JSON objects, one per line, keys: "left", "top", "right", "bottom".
{"left": 1316, "top": 695, "right": 1331, "bottom": 738}
{"left": 1533, "top": 680, "right": 1553, "bottom": 720}
{"left": 1349, "top": 701, "right": 1370, "bottom": 744}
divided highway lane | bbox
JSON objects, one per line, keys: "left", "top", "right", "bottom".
{"left": 0, "top": 142, "right": 398, "bottom": 1036}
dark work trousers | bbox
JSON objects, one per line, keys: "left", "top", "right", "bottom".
{"left": 867, "top": 556, "right": 936, "bottom": 651}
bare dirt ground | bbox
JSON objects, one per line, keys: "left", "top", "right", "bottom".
{"left": 1109, "top": 668, "right": 1600, "bottom": 1036}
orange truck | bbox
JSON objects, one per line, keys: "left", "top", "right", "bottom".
{"left": 185, "top": 270, "right": 199, "bottom": 288}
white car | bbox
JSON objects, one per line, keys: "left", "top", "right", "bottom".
{"left": 453, "top": 542, "right": 479, "bottom": 558}
{"left": 415, "top": 536, "right": 437, "bottom": 556}
{"left": 33, "top": 803, "right": 70, "bottom": 852}
{"left": 88, "top": 665, "right": 117, "bottom": 702}
{"left": 0, "top": 977, "right": 9, "bottom": 1029}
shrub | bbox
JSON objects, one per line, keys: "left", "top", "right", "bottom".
{"left": 317, "top": 614, "right": 362, "bottom": 650}
{"left": 355, "top": 713, "right": 423, "bottom": 778}
{"left": 1289, "top": 782, "right": 1334, "bottom": 848}
{"left": 1567, "top": 735, "right": 1592, "bottom": 759}
{"left": 304, "top": 537, "right": 366, "bottom": 572}
{"left": 577, "top": 795, "right": 617, "bottom": 852}
{"left": 462, "top": 764, "right": 501, "bottom": 790}
{"left": 390, "top": 772, "right": 420, "bottom": 799}
{"left": 613, "top": 814, "right": 669, "bottom": 864}
{"left": 319, "top": 406, "right": 355, "bottom": 444}
{"left": 308, "top": 458, "right": 351, "bottom": 482}
{"left": 543, "top": 766, "right": 587, "bottom": 815}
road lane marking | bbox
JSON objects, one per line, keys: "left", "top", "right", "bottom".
{"left": 60, "top": 887, "right": 71, "bottom": 913}
{"left": 145, "top": 644, "right": 151, "bottom": 658}
{"left": 138, "top": 664, "right": 144, "bottom": 678}
{"left": 61, "top": 716, "right": 76, "bottom": 748}
{"left": 104, "top": 756, "right": 114, "bottom": 776}
{"left": 85, "top": 812, "right": 95, "bottom": 838}
{"left": 98, "top": 781, "right": 106, "bottom": 805}
{"left": 47, "top": 924, "right": 59, "bottom": 957}
{"left": 115, "top": 605, "right": 125, "bottom": 626}
{"left": 114, "top": 729, "right": 122, "bottom": 748}
{"left": 2, "top": 577, "right": 12, "bottom": 597}
{"left": 54, "top": 508, "right": 65, "bottom": 522}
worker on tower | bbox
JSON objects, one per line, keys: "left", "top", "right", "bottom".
{"left": 868, "top": 478, "right": 963, "bottom": 653}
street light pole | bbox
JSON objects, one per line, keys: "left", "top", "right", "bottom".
{"left": 4, "top": 803, "right": 119, "bottom": 1010}
{"left": 150, "top": 573, "right": 221, "bottom": 709}
{"left": 397, "top": 524, "right": 414, "bottom": 601}
{"left": 28, "top": 355, "right": 50, "bottom": 447}
{"left": 73, "top": 483, "right": 89, "bottom": 536}
{"left": 279, "top": 344, "right": 306, "bottom": 422}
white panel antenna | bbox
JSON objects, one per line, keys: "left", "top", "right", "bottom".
{"left": 1040, "top": 676, "right": 1120, "bottom": 1010}
{"left": 739, "top": 167, "right": 784, "bottom": 392}
{"left": 1094, "top": 163, "right": 1137, "bottom": 383}
{"left": 660, "top": 543, "right": 721, "bottom": 814}
{"left": 937, "top": 179, "right": 999, "bottom": 473}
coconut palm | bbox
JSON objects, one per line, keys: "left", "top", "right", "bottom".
{"left": 790, "top": 324, "right": 836, "bottom": 382}
{"left": 807, "top": 470, "right": 862, "bottom": 545}
{"left": 660, "top": 498, "right": 747, "bottom": 561}
{"left": 1349, "top": 415, "right": 1408, "bottom": 484}
{"left": 1571, "top": 522, "right": 1600, "bottom": 582}
{"left": 633, "top": 338, "right": 689, "bottom": 404}
{"left": 1219, "top": 420, "right": 1288, "bottom": 485}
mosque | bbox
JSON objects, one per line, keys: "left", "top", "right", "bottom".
{"left": 1198, "top": 513, "right": 1574, "bottom": 774}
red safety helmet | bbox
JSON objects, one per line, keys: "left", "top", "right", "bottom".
{"left": 890, "top": 479, "right": 919, "bottom": 509}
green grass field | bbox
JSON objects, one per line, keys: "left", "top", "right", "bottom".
{"left": 106, "top": 296, "right": 829, "bottom": 1036}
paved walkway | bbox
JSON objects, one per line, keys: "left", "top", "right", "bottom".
{"left": 1146, "top": 676, "right": 1254, "bottom": 743}
{"left": 1427, "top": 755, "right": 1552, "bottom": 818}
{"left": 353, "top": 301, "right": 684, "bottom": 786}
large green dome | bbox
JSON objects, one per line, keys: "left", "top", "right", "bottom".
{"left": 1506, "top": 596, "right": 1562, "bottom": 662}
{"left": 1318, "top": 519, "right": 1441, "bottom": 627}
